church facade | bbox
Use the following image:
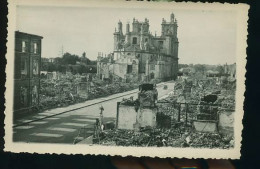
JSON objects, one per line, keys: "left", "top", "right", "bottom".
{"left": 97, "top": 13, "right": 179, "bottom": 82}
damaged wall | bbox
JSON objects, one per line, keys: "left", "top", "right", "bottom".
{"left": 193, "top": 121, "right": 218, "bottom": 133}
{"left": 218, "top": 111, "right": 234, "bottom": 136}
{"left": 138, "top": 107, "right": 157, "bottom": 128}
{"left": 117, "top": 105, "right": 138, "bottom": 130}
{"left": 14, "top": 31, "right": 43, "bottom": 115}
{"left": 97, "top": 14, "right": 179, "bottom": 83}
{"left": 117, "top": 104, "right": 157, "bottom": 130}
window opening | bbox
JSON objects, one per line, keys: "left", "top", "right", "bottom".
{"left": 21, "top": 58, "right": 28, "bottom": 78}
{"left": 32, "top": 59, "right": 39, "bottom": 76}
{"left": 132, "top": 37, "right": 137, "bottom": 44}
{"left": 127, "top": 65, "right": 133, "bottom": 74}
{"left": 33, "top": 43, "right": 38, "bottom": 54}
{"left": 22, "top": 41, "right": 26, "bottom": 52}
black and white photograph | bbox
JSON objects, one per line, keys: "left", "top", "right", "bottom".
{"left": 4, "top": 0, "right": 248, "bottom": 159}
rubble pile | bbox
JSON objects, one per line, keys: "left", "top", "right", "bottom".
{"left": 99, "top": 130, "right": 151, "bottom": 147}
{"left": 98, "top": 127, "right": 234, "bottom": 149}
{"left": 161, "top": 76, "right": 235, "bottom": 110}
{"left": 187, "top": 132, "right": 234, "bottom": 149}
{"left": 39, "top": 78, "right": 81, "bottom": 110}
{"left": 93, "top": 73, "right": 236, "bottom": 149}
{"left": 39, "top": 74, "right": 140, "bottom": 111}
{"left": 89, "top": 82, "right": 139, "bottom": 99}
{"left": 216, "top": 90, "right": 236, "bottom": 110}
{"left": 173, "top": 82, "right": 183, "bottom": 95}
{"left": 120, "top": 97, "right": 139, "bottom": 107}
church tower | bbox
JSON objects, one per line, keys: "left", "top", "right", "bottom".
{"left": 114, "top": 20, "right": 123, "bottom": 51}
{"left": 125, "top": 22, "right": 130, "bottom": 44}
{"left": 161, "top": 13, "right": 179, "bottom": 58}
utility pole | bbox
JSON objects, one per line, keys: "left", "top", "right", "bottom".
{"left": 58, "top": 45, "right": 64, "bottom": 58}
{"left": 61, "top": 45, "right": 64, "bottom": 57}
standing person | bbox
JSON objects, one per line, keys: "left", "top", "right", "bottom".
{"left": 94, "top": 118, "right": 100, "bottom": 138}
{"left": 99, "top": 105, "right": 104, "bottom": 131}
{"left": 152, "top": 84, "right": 158, "bottom": 107}
{"left": 153, "top": 84, "right": 158, "bottom": 103}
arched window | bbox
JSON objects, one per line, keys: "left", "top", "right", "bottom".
{"left": 132, "top": 37, "right": 137, "bottom": 44}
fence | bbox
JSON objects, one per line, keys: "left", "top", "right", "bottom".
{"left": 156, "top": 101, "right": 233, "bottom": 128}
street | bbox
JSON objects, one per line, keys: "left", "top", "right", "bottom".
{"left": 13, "top": 81, "right": 175, "bottom": 144}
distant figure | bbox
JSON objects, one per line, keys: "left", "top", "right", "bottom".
{"left": 130, "top": 96, "right": 134, "bottom": 101}
{"left": 153, "top": 84, "right": 158, "bottom": 101}
{"left": 99, "top": 105, "right": 104, "bottom": 128}
{"left": 69, "top": 93, "right": 74, "bottom": 101}
{"left": 94, "top": 118, "right": 100, "bottom": 138}
{"left": 95, "top": 118, "right": 100, "bottom": 127}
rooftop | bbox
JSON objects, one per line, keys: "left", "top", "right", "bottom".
{"left": 15, "top": 31, "right": 43, "bottom": 39}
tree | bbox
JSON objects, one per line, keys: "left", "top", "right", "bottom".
{"left": 91, "top": 60, "right": 97, "bottom": 65}
{"left": 178, "top": 64, "right": 189, "bottom": 69}
{"left": 194, "top": 64, "right": 206, "bottom": 74}
{"left": 41, "top": 61, "right": 48, "bottom": 71}
{"left": 46, "top": 63, "right": 56, "bottom": 72}
{"left": 41, "top": 52, "right": 98, "bottom": 74}
{"left": 54, "top": 57, "right": 62, "bottom": 64}
{"left": 82, "top": 52, "right": 86, "bottom": 58}
{"left": 81, "top": 57, "right": 90, "bottom": 65}
{"left": 62, "top": 52, "right": 80, "bottom": 65}
{"left": 216, "top": 65, "right": 224, "bottom": 75}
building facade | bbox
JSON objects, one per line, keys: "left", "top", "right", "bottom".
{"left": 13, "top": 31, "right": 43, "bottom": 115}
{"left": 97, "top": 13, "right": 179, "bottom": 82}
{"left": 224, "top": 63, "right": 236, "bottom": 79}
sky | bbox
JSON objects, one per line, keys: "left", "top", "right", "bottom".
{"left": 16, "top": 5, "right": 237, "bottom": 64}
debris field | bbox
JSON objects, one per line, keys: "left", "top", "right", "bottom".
{"left": 94, "top": 75, "right": 235, "bottom": 149}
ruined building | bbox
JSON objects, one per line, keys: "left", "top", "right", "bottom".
{"left": 97, "top": 13, "right": 179, "bottom": 82}
{"left": 13, "top": 31, "right": 43, "bottom": 115}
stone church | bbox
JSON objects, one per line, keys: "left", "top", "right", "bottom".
{"left": 97, "top": 13, "right": 179, "bottom": 82}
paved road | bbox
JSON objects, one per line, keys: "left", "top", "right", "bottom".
{"left": 13, "top": 81, "right": 175, "bottom": 144}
